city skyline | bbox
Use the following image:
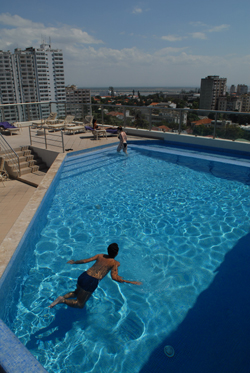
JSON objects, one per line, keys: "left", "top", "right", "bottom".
{"left": 0, "top": 0, "right": 250, "bottom": 88}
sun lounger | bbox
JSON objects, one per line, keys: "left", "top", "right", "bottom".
{"left": 92, "top": 129, "right": 107, "bottom": 140}
{"left": 48, "top": 115, "right": 75, "bottom": 131}
{"left": 0, "top": 122, "right": 20, "bottom": 136}
{"left": 64, "top": 115, "right": 93, "bottom": 135}
{"left": 32, "top": 112, "right": 58, "bottom": 127}
{"left": 65, "top": 122, "right": 86, "bottom": 135}
{"left": 83, "top": 115, "right": 93, "bottom": 127}
{"left": 105, "top": 127, "right": 118, "bottom": 135}
{"left": 85, "top": 126, "right": 107, "bottom": 140}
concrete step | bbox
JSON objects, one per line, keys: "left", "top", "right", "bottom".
{"left": 19, "top": 167, "right": 32, "bottom": 176}
{"left": 31, "top": 165, "right": 39, "bottom": 173}
{"left": 1, "top": 145, "right": 48, "bottom": 178}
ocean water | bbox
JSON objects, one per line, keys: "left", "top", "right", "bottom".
{"left": 3, "top": 144, "right": 250, "bottom": 373}
{"left": 85, "top": 86, "right": 198, "bottom": 96}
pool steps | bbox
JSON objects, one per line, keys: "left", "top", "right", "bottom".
{"left": 0, "top": 145, "right": 48, "bottom": 178}
{"left": 62, "top": 144, "right": 250, "bottom": 182}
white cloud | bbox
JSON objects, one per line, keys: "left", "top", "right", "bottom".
{"left": 155, "top": 47, "right": 188, "bottom": 56}
{"left": 64, "top": 42, "right": 250, "bottom": 87}
{"left": 161, "top": 35, "right": 183, "bottom": 42}
{"left": 0, "top": 13, "right": 43, "bottom": 28}
{"left": 0, "top": 13, "right": 247, "bottom": 87}
{"left": 0, "top": 13, "right": 103, "bottom": 51}
{"left": 132, "top": 7, "right": 143, "bottom": 14}
{"left": 209, "top": 24, "right": 230, "bottom": 32}
{"left": 189, "top": 21, "right": 207, "bottom": 27}
{"left": 190, "top": 32, "right": 207, "bottom": 40}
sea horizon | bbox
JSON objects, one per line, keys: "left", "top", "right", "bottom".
{"left": 79, "top": 86, "right": 199, "bottom": 96}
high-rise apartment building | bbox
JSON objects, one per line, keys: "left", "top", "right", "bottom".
{"left": 218, "top": 96, "right": 242, "bottom": 112}
{"left": 0, "top": 50, "right": 20, "bottom": 121}
{"left": 241, "top": 94, "right": 250, "bottom": 112}
{"left": 230, "top": 85, "right": 236, "bottom": 95}
{"left": 236, "top": 84, "right": 248, "bottom": 95}
{"left": 66, "top": 85, "right": 91, "bottom": 119}
{"left": 0, "top": 43, "right": 66, "bottom": 122}
{"left": 199, "top": 75, "right": 227, "bottom": 111}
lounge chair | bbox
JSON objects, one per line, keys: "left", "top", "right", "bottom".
{"left": 0, "top": 122, "right": 20, "bottom": 136}
{"left": 83, "top": 115, "right": 93, "bottom": 127}
{"left": 48, "top": 115, "right": 75, "bottom": 131}
{"left": 42, "top": 112, "right": 57, "bottom": 124}
{"left": 65, "top": 122, "right": 86, "bottom": 135}
{"left": 105, "top": 127, "right": 118, "bottom": 135}
{"left": 95, "top": 129, "right": 107, "bottom": 140}
{"left": 85, "top": 126, "right": 107, "bottom": 140}
{"left": 64, "top": 115, "right": 93, "bottom": 135}
{"left": 32, "top": 112, "right": 58, "bottom": 127}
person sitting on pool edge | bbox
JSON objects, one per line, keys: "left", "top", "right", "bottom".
{"left": 49, "top": 243, "right": 142, "bottom": 309}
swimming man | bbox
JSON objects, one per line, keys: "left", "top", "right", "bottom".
{"left": 49, "top": 243, "right": 141, "bottom": 309}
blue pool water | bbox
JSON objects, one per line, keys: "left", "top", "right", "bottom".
{"left": 1, "top": 142, "right": 250, "bottom": 372}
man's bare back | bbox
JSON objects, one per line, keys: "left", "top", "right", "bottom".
{"left": 49, "top": 244, "right": 141, "bottom": 309}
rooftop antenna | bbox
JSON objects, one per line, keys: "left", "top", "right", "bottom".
{"left": 49, "top": 37, "right": 51, "bottom": 48}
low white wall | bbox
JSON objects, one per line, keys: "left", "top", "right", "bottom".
{"left": 30, "top": 146, "right": 59, "bottom": 167}
{"left": 124, "top": 127, "right": 250, "bottom": 154}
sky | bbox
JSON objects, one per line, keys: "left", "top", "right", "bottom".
{"left": 0, "top": 0, "right": 250, "bottom": 88}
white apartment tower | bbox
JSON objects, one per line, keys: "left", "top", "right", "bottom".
{"left": 0, "top": 43, "right": 66, "bottom": 122}
{"left": 0, "top": 51, "right": 20, "bottom": 122}
{"left": 199, "top": 75, "right": 227, "bottom": 111}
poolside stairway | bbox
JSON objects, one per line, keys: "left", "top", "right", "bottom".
{"left": 0, "top": 146, "right": 48, "bottom": 179}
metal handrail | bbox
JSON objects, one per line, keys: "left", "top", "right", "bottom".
{"left": 0, "top": 133, "right": 20, "bottom": 176}
{"left": 82, "top": 103, "right": 250, "bottom": 140}
{"left": 29, "top": 126, "right": 65, "bottom": 152}
{"left": 1, "top": 100, "right": 250, "bottom": 143}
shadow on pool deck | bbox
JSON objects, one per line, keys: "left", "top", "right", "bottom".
{"left": 140, "top": 232, "right": 250, "bottom": 373}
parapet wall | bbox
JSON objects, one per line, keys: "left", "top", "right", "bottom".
{"left": 124, "top": 127, "right": 250, "bottom": 155}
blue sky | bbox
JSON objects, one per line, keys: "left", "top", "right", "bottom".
{"left": 0, "top": 0, "right": 249, "bottom": 88}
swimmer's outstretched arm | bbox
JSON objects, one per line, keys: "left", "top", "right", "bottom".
{"left": 67, "top": 254, "right": 99, "bottom": 265}
{"left": 111, "top": 264, "right": 142, "bottom": 285}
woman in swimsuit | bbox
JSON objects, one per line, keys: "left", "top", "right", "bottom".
{"left": 117, "top": 127, "right": 128, "bottom": 155}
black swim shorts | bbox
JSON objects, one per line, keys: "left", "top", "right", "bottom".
{"left": 77, "top": 271, "right": 99, "bottom": 293}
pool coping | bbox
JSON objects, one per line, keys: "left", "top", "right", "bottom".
{"left": 0, "top": 140, "right": 249, "bottom": 372}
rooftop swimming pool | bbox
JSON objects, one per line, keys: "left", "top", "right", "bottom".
{"left": 1, "top": 141, "right": 250, "bottom": 373}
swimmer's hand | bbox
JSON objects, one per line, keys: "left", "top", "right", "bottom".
{"left": 67, "top": 260, "right": 75, "bottom": 264}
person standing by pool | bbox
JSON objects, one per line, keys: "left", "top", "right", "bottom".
{"left": 49, "top": 243, "right": 141, "bottom": 309}
{"left": 117, "top": 127, "right": 128, "bottom": 155}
